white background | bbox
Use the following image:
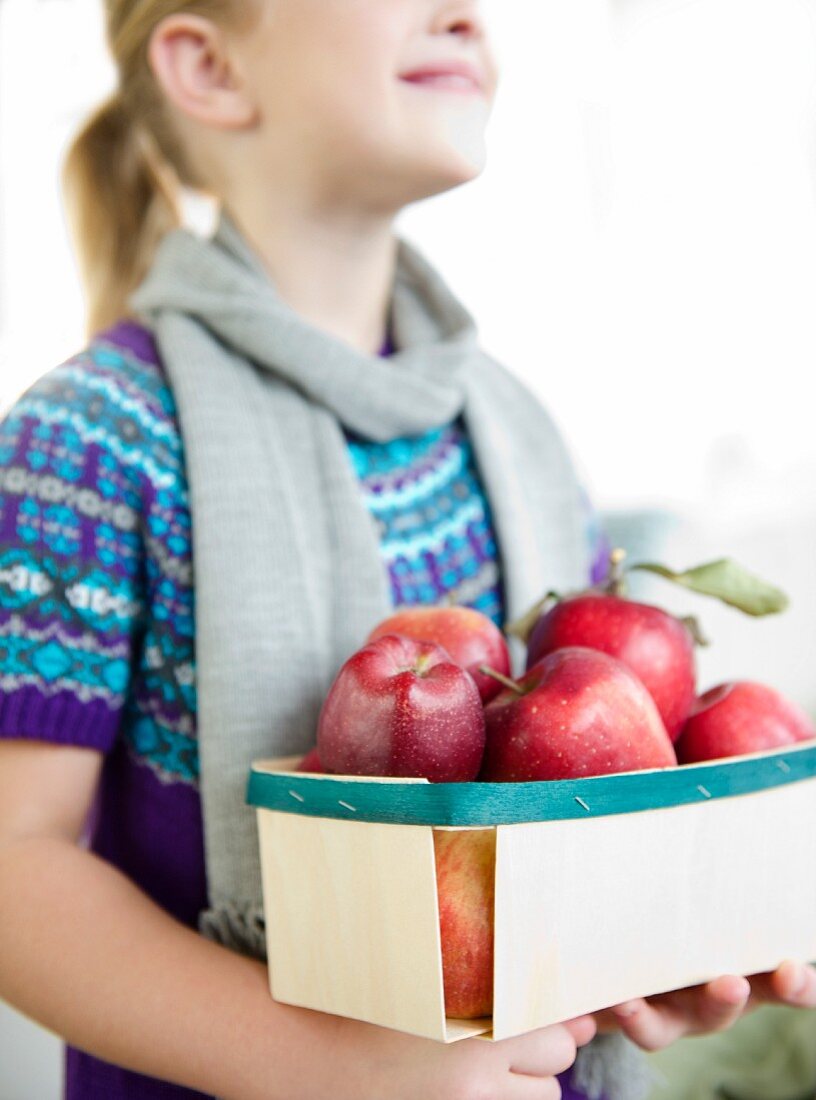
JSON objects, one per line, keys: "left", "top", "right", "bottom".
{"left": 2, "top": 0, "right": 816, "bottom": 1096}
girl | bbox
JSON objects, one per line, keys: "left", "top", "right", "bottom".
{"left": 0, "top": 2, "right": 814, "bottom": 1099}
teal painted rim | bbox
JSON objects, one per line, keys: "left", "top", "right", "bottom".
{"left": 246, "top": 742, "right": 816, "bottom": 826}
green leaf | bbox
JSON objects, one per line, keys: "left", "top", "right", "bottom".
{"left": 629, "top": 558, "right": 789, "bottom": 617}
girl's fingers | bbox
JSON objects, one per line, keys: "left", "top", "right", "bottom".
{"left": 592, "top": 963, "right": 816, "bottom": 1052}
{"left": 745, "top": 960, "right": 816, "bottom": 1011}
{"left": 703, "top": 975, "right": 752, "bottom": 1006}
{"left": 605, "top": 997, "right": 688, "bottom": 1052}
{"left": 506, "top": 1073, "right": 563, "bottom": 1100}
{"left": 505, "top": 1022, "right": 581, "bottom": 1078}
{"left": 599, "top": 976, "right": 751, "bottom": 1052}
{"left": 561, "top": 1015, "right": 598, "bottom": 1048}
{"left": 693, "top": 976, "right": 751, "bottom": 1032}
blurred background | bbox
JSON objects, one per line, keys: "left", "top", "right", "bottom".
{"left": 2, "top": 0, "right": 816, "bottom": 1096}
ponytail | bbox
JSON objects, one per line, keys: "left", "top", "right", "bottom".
{"left": 61, "top": 89, "right": 182, "bottom": 342}
{"left": 61, "top": 0, "right": 264, "bottom": 343}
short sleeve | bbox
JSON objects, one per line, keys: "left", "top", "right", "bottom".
{"left": 0, "top": 364, "right": 147, "bottom": 752}
{"left": 579, "top": 484, "right": 611, "bottom": 587}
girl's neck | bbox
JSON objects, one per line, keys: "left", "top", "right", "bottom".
{"left": 220, "top": 199, "right": 399, "bottom": 356}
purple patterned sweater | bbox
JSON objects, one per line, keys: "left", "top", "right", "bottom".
{"left": 0, "top": 318, "right": 610, "bottom": 1099}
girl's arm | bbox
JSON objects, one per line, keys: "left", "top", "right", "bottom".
{"left": 0, "top": 741, "right": 342, "bottom": 1099}
{"left": 0, "top": 740, "right": 594, "bottom": 1100}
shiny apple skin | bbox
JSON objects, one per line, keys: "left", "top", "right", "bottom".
{"left": 675, "top": 680, "right": 816, "bottom": 763}
{"left": 480, "top": 645, "right": 677, "bottom": 781}
{"left": 367, "top": 606, "right": 511, "bottom": 704}
{"left": 526, "top": 593, "right": 696, "bottom": 742}
{"left": 294, "top": 746, "right": 330, "bottom": 773}
{"left": 433, "top": 828, "right": 495, "bottom": 1019}
{"left": 317, "top": 634, "right": 486, "bottom": 782}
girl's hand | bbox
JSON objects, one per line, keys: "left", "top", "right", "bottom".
{"left": 330, "top": 1011, "right": 597, "bottom": 1100}
{"left": 591, "top": 960, "right": 816, "bottom": 1052}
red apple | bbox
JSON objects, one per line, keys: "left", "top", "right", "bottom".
{"left": 526, "top": 593, "right": 696, "bottom": 742}
{"left": 294, "top": 747, "right": 331, "bottom": 773}
{"left": 480, "top": 646, "right": 677, "bottom": 781}
{"left": 367, "top": 607, "right": 511, "bottom": 704}
{"left": 433, "top": 828, "right": 495, "bottom": 1019}
{"left": 317, "top": 634, "right": 486, "bottom": 782}
{"left": 676, "top": 681, "right": 816, "bottom": 764}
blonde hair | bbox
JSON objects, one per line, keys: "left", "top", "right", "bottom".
{"left": 61, "top": 1, "right": 261, "bottom": 341}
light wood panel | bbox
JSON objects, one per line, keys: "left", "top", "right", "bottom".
{"left": 493, "top": 776, "right": 816, "bottom": 1038}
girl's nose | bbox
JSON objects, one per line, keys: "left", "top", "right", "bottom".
{"left": 432, "top": 0, "right": 488, "bottom": 43}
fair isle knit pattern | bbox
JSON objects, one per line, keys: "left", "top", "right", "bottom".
{"left": 0, "top": 327, "right": 198, "bottom": 788}
{"left": 345, "top": 419, "right": 504, "bottom": 624}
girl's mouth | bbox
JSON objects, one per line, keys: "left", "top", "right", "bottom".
{"left": 400, "top": 74, "right": 485, "bottom": 96}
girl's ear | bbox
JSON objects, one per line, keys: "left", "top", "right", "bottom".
{"left": 147, "top": 13, "right": 259, "bottom": 131}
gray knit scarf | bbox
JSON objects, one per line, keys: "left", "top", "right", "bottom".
{"left": 128, "top": 206, "right": 657, "bottom": 1100}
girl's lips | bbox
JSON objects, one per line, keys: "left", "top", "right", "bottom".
{"left": 400, "top": 74, "right": 485, "bottom": 96}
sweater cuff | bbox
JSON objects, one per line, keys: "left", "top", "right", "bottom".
{"left": 0, "top": 685, "right": 120, "bottom": 752}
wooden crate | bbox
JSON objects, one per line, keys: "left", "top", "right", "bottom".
{"left": 246, "top": 742, "right": 816, "bottom": 1043}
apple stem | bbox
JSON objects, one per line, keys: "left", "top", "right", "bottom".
{"left": 604, "top": 547, "right": 629, "bottom": 597}
{"left": 479, "top": 665, "right": 525, "bottom": 695}
{"left": 504, "top": 590, "right": 561, "bottom": 644}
